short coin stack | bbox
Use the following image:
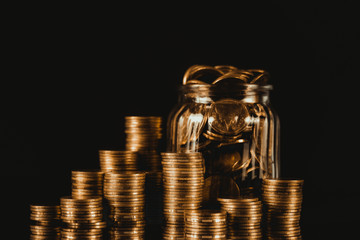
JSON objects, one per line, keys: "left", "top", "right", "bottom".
{"left": 218, "top": 197, "right": 262, "bottom": 239}
{"left": 184, "top": 210, "right": 227, "bottom": 239}
{"left": 71, "top": 170, "right": 104, "bottom": 199}
{"left": 30, "top": 205, "right": 60, "bottom": 239}
{"left": 99, "top": 150, "right": 139, "bottom": 172}
{"left": 103, "top": 171, "right": 146, "bottom": 239}
{"left": 125, "top": 116, "right": 162, "bottom": 153}
{"left": 60, "top": 196, "right": 105, "bottom": 239}
{"left": 262, "top": 178, "right": 304, "bottom": 239}
{"left": 161, "top": 152, "right": 205, "bottom": 239}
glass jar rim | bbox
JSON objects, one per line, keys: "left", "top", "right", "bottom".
{"left": 179, "top": 83, "right": 273, "bottom": 95}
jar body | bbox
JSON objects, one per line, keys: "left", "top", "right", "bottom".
{"left": 167, "top": 84, "right": 280, "bottom": 201}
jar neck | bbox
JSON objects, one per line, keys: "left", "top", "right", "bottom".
{"left": 179, "top": 83, "right": 272, "bottom": 104}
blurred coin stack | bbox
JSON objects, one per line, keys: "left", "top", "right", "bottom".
{"left": 30, "top": 205, "right": 60, "bottom": 239}
{"left": 103, "top": 171, "right": 146, "bottom": 239}
{"left": 60, "top": 196, "right": 105, "bottom": 239}
{"left": 218, "top": 197, "right": 262, "bottom": 239}
{"left": 125, "top": 116, "right": 162, "bottom": 153}
{"left": 125, "top": 116, "right": 164, "bottom": 227}
{"left": 262, "top": 178, "right": 304, "bottom": 239}
{"left": 99, "top": 150, "right": 139, "bottom": 172}
{"left": 71, "top": 170, "right": 104, "bottom": 199}
{"left": 184, "top": 210, "right": 227, "bottom": 240}
{"left": 161, "top": 152, "right": 205, "bottom": 239}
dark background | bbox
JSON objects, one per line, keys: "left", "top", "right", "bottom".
{"left": 1, "top": 1, "right": 359, "bottom": 238}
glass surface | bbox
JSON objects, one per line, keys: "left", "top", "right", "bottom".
{"left": 167, "top": 80, "right": 280, "bottom": 202}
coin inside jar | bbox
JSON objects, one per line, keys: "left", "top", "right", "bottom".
{"left": 208, "top": 99, "right": 250, "bottom": 137}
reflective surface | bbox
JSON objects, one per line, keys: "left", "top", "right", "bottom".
{"left": 168, "top": 65, "right": 280, "bottom": 202}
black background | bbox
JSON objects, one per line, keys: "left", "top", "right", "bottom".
{"left": 1, "top": 2, "right": 359, "bottom": 239}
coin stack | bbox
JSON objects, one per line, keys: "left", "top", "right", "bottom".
{"left": 184, "top": 210, "right": 227, "bottom": 239}
{"left": 30, "top": 205, "right": 60, "bottom": 239}
{"left": 125, "top": 116, "right": 162, "bottom": 153}
{"left": 218, "top": 197, "right": 262, "bottom": 239}
{"left": 262, "top": 178, "right": 304, "bottom": 239}
{"left": 103, "top": 171, "right": 146, "bottom": 239}
{"left": 125, "top": 116, "right": 164, "bottom": 228}
{"left": 161, "top": 152, "right": 205, "bottom": 239}
{"left": 60, "top": 196, "right": 105, "bottom": 239}
{"left": 99, "top": 150, "right": 139, "bottom": 172}
{"left": 71, "top": 170, "right": 104, "bottom": 199}
{"left": 61, "top": 228, "right": 104, "bottom": 239}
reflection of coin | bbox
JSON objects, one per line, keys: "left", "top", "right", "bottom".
{"left": 203, "top": 175, "right": 240, "bottom": 202}
{"left": 209, "top": 99, "right": 249, "bottom": 136}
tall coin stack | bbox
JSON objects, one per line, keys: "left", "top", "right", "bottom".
{"left": 60, "top": 196, "right": 105, "bottom": 239}
{"left": 30, "top": 205, "right": 60, "bottom": 239}
{"left": 184, "top": 210, "right": 227, "bottom": 240}
{"left": 218, "top": 197, "right": 262, "bottom": 239}
{"left": 99, "top": 150, "right": 139, "bottom": 172}
{"left": 103, "top": 171, "right": 146, "bottom": 239}
{"left": 125, "top": 116, "right": 163, "bottom": 228}
{"left": 71, "top": 170, "right": 104, "bottom": 199}
{"left": 125, "top": 116, "right": 162, "bottom": 153}
{"left": 161, "top": 152, "right": 205, "bottom": 239}
{"left": 262, "top": 178, "right": 304, "bottom": 239}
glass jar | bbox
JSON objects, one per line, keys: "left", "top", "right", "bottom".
{"left": 167, "top": 81, "right": 280, "bottom": 203}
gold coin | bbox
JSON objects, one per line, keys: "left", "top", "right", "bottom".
{"left": 182, "top": 65, "right": 223, "bottom": 85}
{"left": 60, "top": 196, "right": 102, "bottom": 202}
{"left": 214, "top": 65, "right": 238, "bottom": 74}
{"left": 161, "top": 152, "right": 203, "bottom": 157}
{"left": 208, "top": 99, "right": 249, "bottom": 136}
{"left": 185, "top": 209, "right": 226, "bottom": 217}
{"left": 105, "top": 171, "right": 146, "bottom": 177}
{"left": 30, "top": 205, "right": 60, "bottom": 210}
{"left": 262, "top": 178, "right": 304, "bottom": 185}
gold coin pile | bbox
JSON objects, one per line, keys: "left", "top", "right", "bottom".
{"left": 71, "top": 170, "right": 104, "bottom": 199}
{"left": 103, "top": 171, "right": 146, "bottom": 239}
{"left": 125, "top": 116, "right": 162, "bottom": 152}
{"left": 30, "top": 205, "right": 60, "bottom": 239}
{"left": 182, "top": 65, "right": 269, "bottom": 85}
{"left": 184, "top": 210, "right": 227, "bottom": 239}
{"left": 60, "top": 196, "right": 105, "bottom": 239}
{"left": 125, "top": 116, "right": 164, "bottom": 227}
{"left": 262, "top": 178, "right": 304, "bottom": 239}
{"left": 99, "top": 150, "right": 139, "bottom": 172}
{"left": 61, "top": 228, "right": 104, "bottom": 240}
{"left": 161, "top": 152, "right": 205, "bottom": 239}
{"left": 218, "top": 197, "right": 262, "bottom": 239}
{"left": 109, "top": 226, "right": 145, "bottom": 240}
